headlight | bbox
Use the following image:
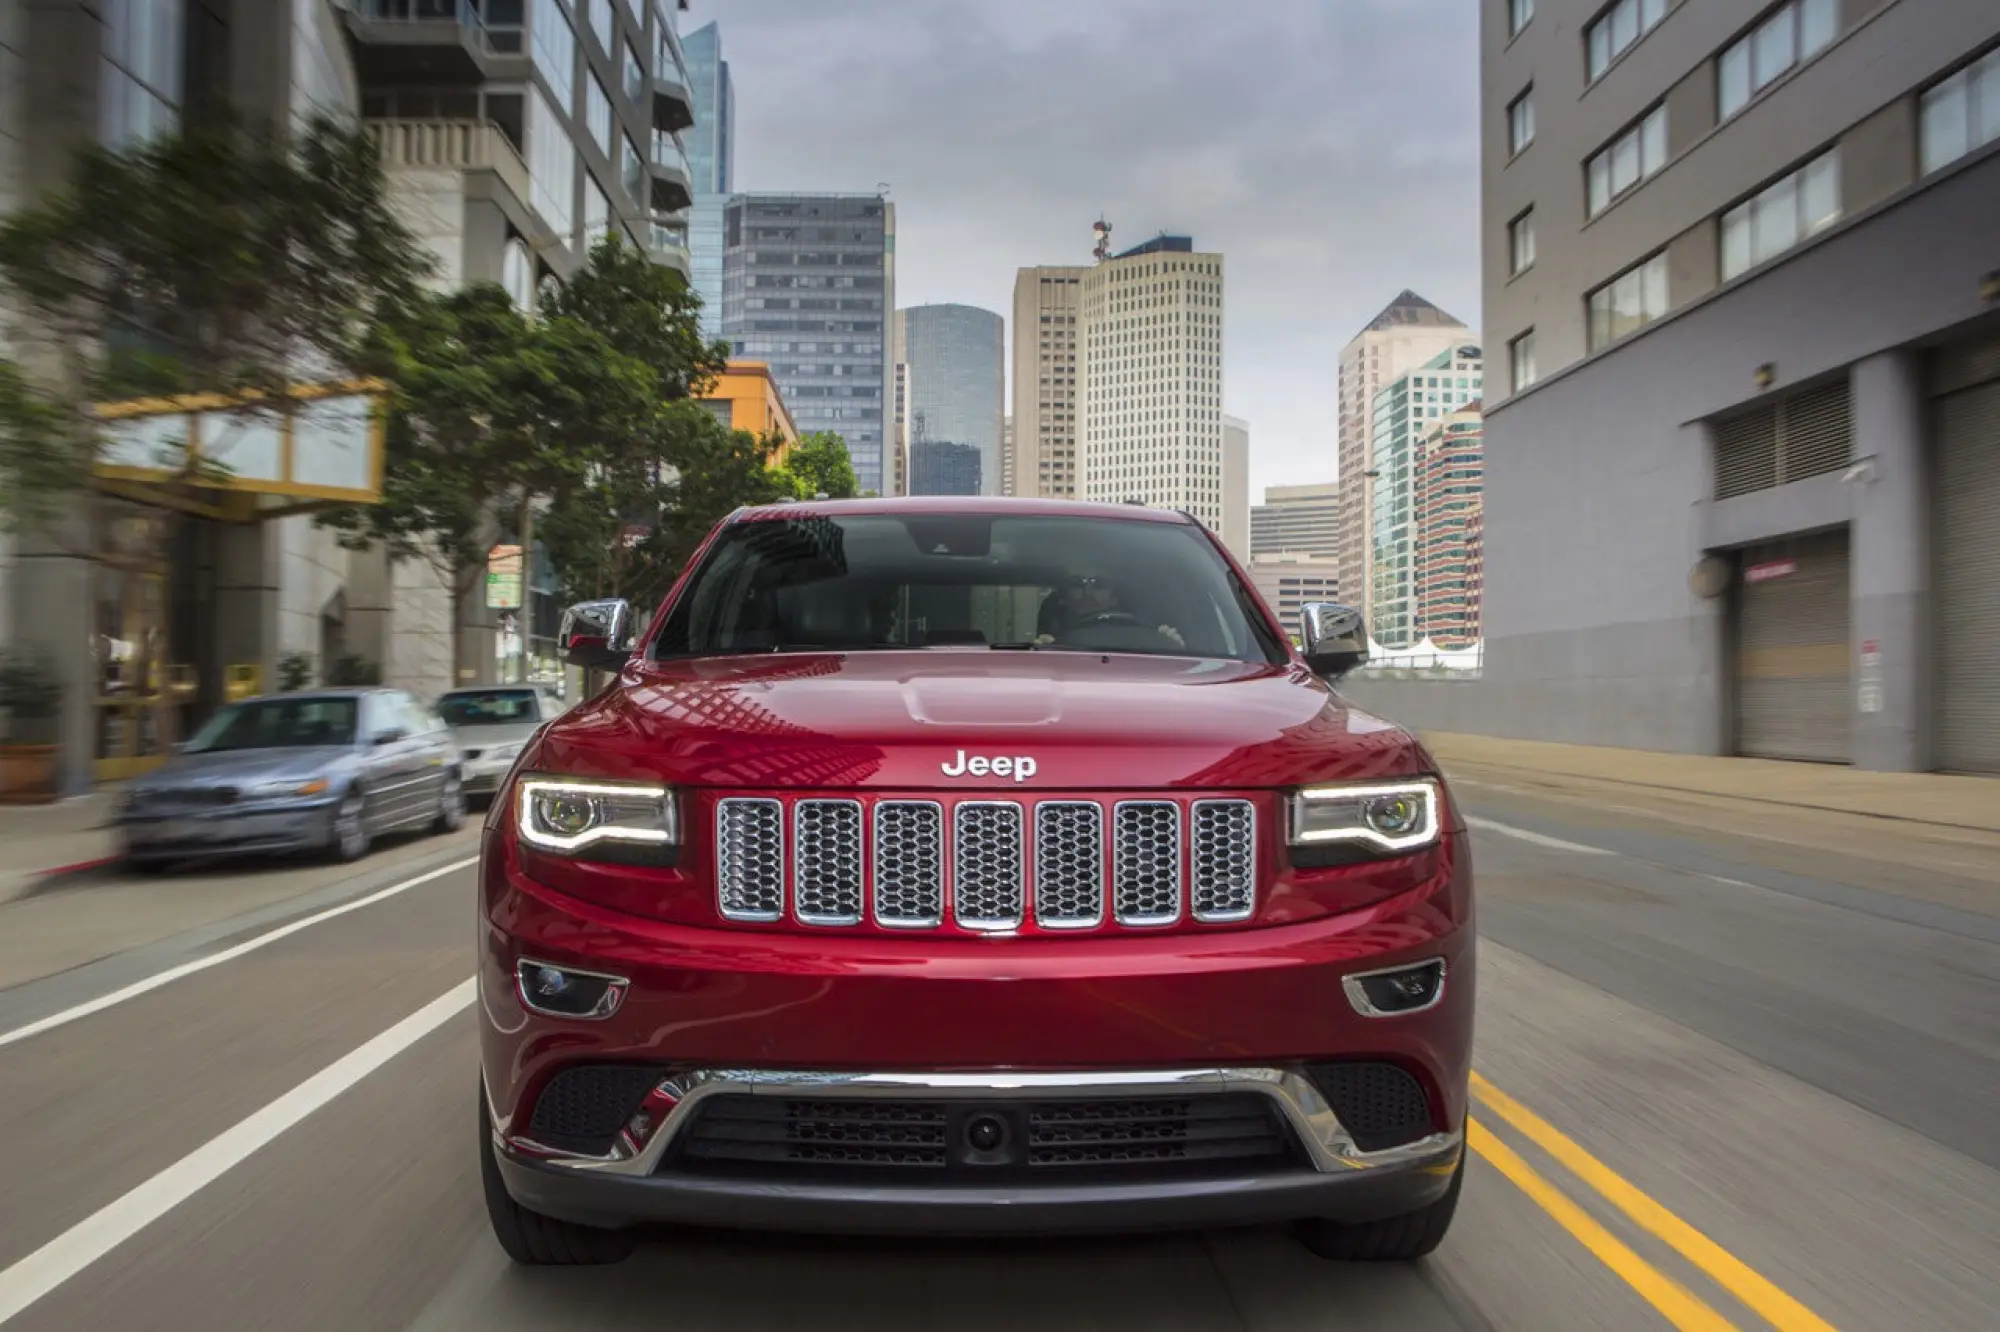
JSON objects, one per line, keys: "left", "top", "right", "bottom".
{"left": 248, "top": 778, "right": 330, "bottom": 799}
{"left": 516, "top": 776, "right": 677, "bottom": 861}
{"left": 1288, "top": 779, "right": 1441, "bottom": 857}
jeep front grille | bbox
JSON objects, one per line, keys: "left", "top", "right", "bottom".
{"left": 713, "top": 794, "right": 1258, "bottom": 932}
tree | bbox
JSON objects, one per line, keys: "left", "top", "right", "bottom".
{"left": 777, "top": 431, "right": 859, "bottom": 499}
{"left": 0, "top": 111, "right": 432, "bottom": 529}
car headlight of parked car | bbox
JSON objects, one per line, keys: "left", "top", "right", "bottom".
{"left": 515, "top": 777, "right": 676, "bottom": 864}
{"left": 1287, "top": 779, "right": 1441, "bottom": 860}
{"left": 247, "top": 777, "right": 332, "bottom": 800}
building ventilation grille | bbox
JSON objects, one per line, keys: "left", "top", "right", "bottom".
{"left": 1712, "top": 378, "right": 1851, "bottom": 500}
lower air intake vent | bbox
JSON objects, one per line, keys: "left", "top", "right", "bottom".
{"left": 526, "top": 1065, "right": 664, "bottom": 1155}
{"left": 1308, "top": 1062, "right": 1435, "bottom": 1152}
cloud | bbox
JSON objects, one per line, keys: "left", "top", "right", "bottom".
{"left": 683, "top": 0, "right": 1480, "bottom": 499}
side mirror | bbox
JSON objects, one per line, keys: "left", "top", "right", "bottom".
{"left": 559, "top": 598, "right": 637, "bottom": 671}
{"left": 373, "top": 727, "right": 408, "bottom": 747}
{"left": 1299, "top": 602, "right": 1369, "bottom": 679}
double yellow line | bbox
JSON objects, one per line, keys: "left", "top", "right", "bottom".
{"left": 1467, "top": 1072, "right": 1839, "bottom": 1331}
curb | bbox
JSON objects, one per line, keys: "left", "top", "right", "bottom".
{"left": 0, "top": 854, "right": 123, "bottom": 909}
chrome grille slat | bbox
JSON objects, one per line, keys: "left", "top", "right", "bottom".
{"left": 716, "top": 797, "right": 785, "bottom": 922}
{"left": 794, "top": 799, "right": 863, "bottom": 925}
{"left": 952, "top": 801, "right": 1026, "bottom": 931}
{"left": 1113, "top": 800, "right": 1183, "bottom": 927}
{"left": 1034, "top": 801, "right": 1104, "bottom": 929}
{"left": 873, "top": 800, "right": 944, "bottom": 928}
{"left": 1191, "top": 799, "right": 1257, "bottom": 922}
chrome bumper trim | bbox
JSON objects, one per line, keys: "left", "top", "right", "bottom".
{"left": 496, "top": 1066, "right": 1462, "bottom": 1179}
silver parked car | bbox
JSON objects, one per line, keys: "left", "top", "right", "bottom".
{"left": 116, "top": 688, "right": 466, "bottom": 869}
{"left": 435, "top": 685, "right": 566, "bottom": 798}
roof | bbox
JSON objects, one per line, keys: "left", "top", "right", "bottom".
{"left": 1356, "top": 289, "right": 1465, "bottom": 336}
{"left": 732, "top": 495, "right": 1194, "bottom": 525}
{"left": 1113, "top": 235, "right": 1194, "bottom": 259}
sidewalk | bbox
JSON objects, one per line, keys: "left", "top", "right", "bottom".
{"left": 1419, "top": 732, "right": 2000, "bottom": 834}
{"left": 0, "top": 792, "right": 121, "bottom": 906}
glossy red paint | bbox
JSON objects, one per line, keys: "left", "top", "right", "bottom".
{"left": 480, "top": 498, "right": 1476, "bottom": 1215}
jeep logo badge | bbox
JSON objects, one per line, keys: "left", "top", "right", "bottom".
{"left": 940, "top": 750, "right": 1038, "bottom": 782}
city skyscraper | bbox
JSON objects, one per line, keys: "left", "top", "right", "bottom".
{"left": 682, "top": 20, "right": 733, "bottom": 341}
{"left": 1222, "top": 415, "right": 1250, "bottom": 563}
{"left": 1079, "top": 235, "right": 1227, "bottom": 536}
{"left": 721, "top": 193, "right": 895, "bottom": 494}
{"left": 1415, "top": 402, "right": 1484, "bottom": 650}
{"left": 1251, "top": 483, "right": 1341, "bottom": 560}
{"left": 1335, "top": 292, "right": 1468, "bottom": 620}
{"left": 1010, "top": 265, "right": 1085, "bottom": 498}
{"left": 1369, "top": 342, "right": 1483, "bottom": 648}
{"left": 895, "top": 304, "right": 1005, "bottom": 497}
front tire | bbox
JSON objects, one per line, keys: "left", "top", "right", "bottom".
{"left": 329, "top": 790, "right": 371, "bottom": 863}
{"left": 1295, "top": 1153, "right": 1463, "bottom": 1261}
{"left": 479, "top": 1087, "right": 633, "bottom": 1266}
{"left": 433, "top": 771, "right": 466, "bottom": 834}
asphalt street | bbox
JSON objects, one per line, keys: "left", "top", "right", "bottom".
{"left": 0, "top": 772, "right": 1993, "bottom": 1331}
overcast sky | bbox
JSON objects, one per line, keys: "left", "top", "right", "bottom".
{"left": 682, "top": 0, "right": 1481, "bottom": 501}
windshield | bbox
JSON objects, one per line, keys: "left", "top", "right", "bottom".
{"left": 183, "top": 697, "right": 359, "bottom": 753}
{"left": 652, "top": 513, "right": 1284, "bottom": 663}
{"left": 438, "top": 690, "right": 542, "bottom": 728}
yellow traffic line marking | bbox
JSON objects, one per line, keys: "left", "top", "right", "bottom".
{"left": 1473, "top": 1072, "right": 1840, "bottom": 1332}
{"left": 1467, "top": 1118, "right": 1740, "bottom": 1331}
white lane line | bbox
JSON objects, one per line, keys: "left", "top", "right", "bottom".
{"left": 1464, "top": 816, "right": 1613, "bottom": 856}
{"left": 0, "top": 979, "right": 475, "bottom": 1326}
{"left": 1705, "top": 874, "right": 1758, "bottom": 889}
{"left": 0, "top": 856, "right": 476, "bottom": 1050}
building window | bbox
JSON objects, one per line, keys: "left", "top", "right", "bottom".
{"left": 502, "top": 238, "right": 534, "bottom": 313}
{"left": 587, "top": 0, "right": 614, "bottom": 52}
{"left": 584, "top": 173, "right": 610, "bottom": 246}
{"left": 1510, "top": 331, "right": 1538, "bottom": 391}
{"left": 526, "top": 87, "right": 576, "bottom": 243}
{"left": 1587, "top": 253, "right": 1669, "bottom": 350}
{"left": 1508, "top": 88, "right": 1536, "bottom": 155}
{"left": 1509, "top": 0, "right": 1535, "bottom": 38}
{"left": 100, "top": 0, "right": 183, "bottom": 147}
{"left": 1586, "top": 105, "right": 1668, "bottom": 216}
{"left": 1586, "top": 0, "right": 1668, "bottom": 84}
{"left": 586, "top": 73, "right": 612, "bottom": 155}
{"left": 1719, "top": 0, "right": 1837, "bottom": 120}
{"left": 621, "top": 133, "right": 643, "bottom": 204}
{"left": 1919, "top": 48, "right": 2000, "bottom": 175}
{"left": 624, "top": 38, "right": 645, "bottom": 101}
{"left": 1507, "top": 210, "right": 1536, "bottom": 274}
{"left": 530, "top": 0, "right": 576, "bottom": 111}
{"left": 1720, "top": 149, "right": 1839, "bottom": 280}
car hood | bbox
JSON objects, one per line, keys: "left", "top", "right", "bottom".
{"left": 136, "top": 746, "right": 351, "bottom": 792}
{"left": 449, "top": 723, "right": 542, "bottom": 754}
{"left": 532, "top": 651, "right": 1430, "bottom": 790}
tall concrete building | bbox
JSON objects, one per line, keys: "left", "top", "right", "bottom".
{"left": 1370, "top": 344, "right": 1484, "bottom": 647}
{"left": 681, "top": 19, "right": 731, "bottom": 339}
{"left": 1010, "top": 265, "right": 1085, "bottom": 497}
{"left": 1416, "top": 402, "right": 1485, "bottom": 650}
{"left": 1222, "top": 415, "right": 1250, "bottom": 563}
{"left": 1001, "top": 415, "right": 1015, "bottom": 495}
{"left": 1079, "top": 235, "right": 1227, "bottom": 536}
{"left": 1250, "top": 554, "right": 1344, "bottom": 636}
{"left": 1251, "top": 483, "right": 1341, "bottom": 560}
{"left": 1335, "top": 292, "right": 1469, "bottom": 616}
{"left": 1353, "top": 0, "right": 2000, "bottom": 774}
{"left": 721, "top": 193, "right": 895, "bottom": 494}
{"left": 894, "top": 304, "right": 1005, "bottom": 496}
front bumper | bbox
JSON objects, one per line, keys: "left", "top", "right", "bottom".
{"left": 490, "top": 1067, "right": 1465, "bottom": 1236}
{"left": 118, "top": 800, "right": 338, "bottom": 860}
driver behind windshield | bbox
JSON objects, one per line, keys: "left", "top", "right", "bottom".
{"left": 1036, "top": 571, "right": 1186, "bottom": 647}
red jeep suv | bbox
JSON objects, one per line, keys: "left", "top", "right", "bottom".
{"left": 477, "top": 497, "right": 1473, "bottom": 1265}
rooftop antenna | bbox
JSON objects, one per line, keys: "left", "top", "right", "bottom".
{"left": 1092, "top": 217, "right": 1113, "bottom": 264}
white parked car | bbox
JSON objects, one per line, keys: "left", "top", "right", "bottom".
{"left": 435, "top": 685, "right": 567, "bottom": 798}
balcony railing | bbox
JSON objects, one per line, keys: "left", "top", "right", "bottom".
{"left": 347, "top": 0, "right": 523, "bottom": 55}
{"left": 366, "top": 119, "right": 532, "bottom": 211}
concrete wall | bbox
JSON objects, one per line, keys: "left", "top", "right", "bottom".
{"left": 1349, "top": 151, "right": 2000, "bottom": 762}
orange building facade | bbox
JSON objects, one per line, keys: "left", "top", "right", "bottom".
{"left": 700, "top": 362, "right": 800, "bottom": 465}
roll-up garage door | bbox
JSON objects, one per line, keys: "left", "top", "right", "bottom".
{"left": 1935, "top": 339, "right": 2000, "bottom": 774}
{"left": 1734, "top": 529, "right": 1850, "bottom": 763}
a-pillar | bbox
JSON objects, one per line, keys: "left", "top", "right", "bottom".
{"left": 1849, "top": 350, "right": 1931, "bottom": 772}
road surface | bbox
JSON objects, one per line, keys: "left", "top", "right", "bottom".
{"left": 0, "top": 772, "right": 1993, "bottom": 1331}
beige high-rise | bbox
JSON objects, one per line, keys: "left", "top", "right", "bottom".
{"left": 1335, "top": 291, "right": 1467, "bottom": 615}
{"left": 1079, "top": 240, "right": 1226, "bottom": 534}
{"left": 1010, "top": 266, "right": 1085, "bottom": 498}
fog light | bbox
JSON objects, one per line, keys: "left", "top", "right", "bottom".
{"left": 515, "top": 959, "right": 628, "bottom": 1019}
{"left": 1342, "top": 959, "right": 1446, "bottom": 1017}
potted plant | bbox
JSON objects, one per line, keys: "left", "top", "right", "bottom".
{"left": 0, "top": 651, "right": 63, "bottom": 804}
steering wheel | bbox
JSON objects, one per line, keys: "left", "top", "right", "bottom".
{"left": 1076, "top": 611, "right": 1142, "bottom": 629}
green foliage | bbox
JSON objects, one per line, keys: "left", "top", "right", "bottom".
{"left": 0, "top": 111, "right": 430, "bottom": 529}
{"left": 276, "top": 651, "right": 316, "bottom": 692}
{"left": 777, "top": 431, "right": 859, "bottom": 500}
